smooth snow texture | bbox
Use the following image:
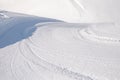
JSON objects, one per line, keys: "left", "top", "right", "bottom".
{"left": 0, "top": 0, "right": 83, "bottom": 22}
{"left": 1, "top": 0, "right": 120, "bottom": 23}
{"left": 0, "top": 0, "right": 120, "bottom": 80}
{"left": 0, "top": 11, "right": 60, "bottom": 48}
{"left": 0, "top": 11, "right": 120, "bottom": 80}
{"left": 0, "top": 11, "right": 94, "bottom": 80}
{"left": 0, "top": 0, "right": 98, "bottom": 23}
{"left": 26, "top": 22, "right": 120, "bottom": 80}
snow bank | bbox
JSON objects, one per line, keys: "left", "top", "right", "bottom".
{"left": 0, "top": 11, "right": 120, "bottom": 80}
{"left": 0, "top": 11, "right": 93, "bottom": 80}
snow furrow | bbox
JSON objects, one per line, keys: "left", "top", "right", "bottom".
{"left": 18, "top": 39, "right": 93, "bottom": 80}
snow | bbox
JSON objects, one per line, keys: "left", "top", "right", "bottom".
{"left": 0, "top": 0, "right": 120, "bottom": 79}
{"left": 0, "top": 11, "right": 94, "bottom": 80}
{"left": 0, "top": 0, "right": 82, "bottom": 23}
{"left": 0, "top": 11, "right": 120, "bottom": 80}
{"left": 0, "top": 11, "right": 60, "bottom": 48}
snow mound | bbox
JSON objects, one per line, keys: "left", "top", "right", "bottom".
{"left": 0, "top": 11, "right": 93, "bottom": 80}
{"left": 0, "top": 11, "right": 120, "bottom": 80}
{"left": 0, "top": 11, "right": 61, "bottom": 48}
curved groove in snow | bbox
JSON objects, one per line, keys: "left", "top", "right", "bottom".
{"left": 17, "top": 39, "right": 93, "bottom": 80}
{"left": 79, "top": 27, "right": 120, "bottom": 44}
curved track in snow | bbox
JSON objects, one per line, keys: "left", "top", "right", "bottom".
{"left": 16, "top": 38, "right": 93, "bottom": 80}
{"left": 1, "top": 11, "right": 120, "bottom": 80}
{"left": 0, "top": 11, "right": 93, "bottom": 80}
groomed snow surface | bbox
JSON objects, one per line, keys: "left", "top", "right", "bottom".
{"left": 0, "top": 11, "right": 120, "bottom": 80}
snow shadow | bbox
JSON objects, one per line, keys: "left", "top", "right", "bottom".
{"left": 0, "top": 16, "right": 61, "bottom": 48}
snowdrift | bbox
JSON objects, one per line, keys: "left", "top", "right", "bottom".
{"left": 0, "top": 0, "right": 82, "bottom": 22}
{"left": 0, "top": 11, "right": 120, "bottom": 80}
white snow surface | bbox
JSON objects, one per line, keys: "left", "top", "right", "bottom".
{"left": 0, "top": 0, "right": 82, "bottom": 23}
{"left": 0, "top": 11, "right": 120, "bottom": 80}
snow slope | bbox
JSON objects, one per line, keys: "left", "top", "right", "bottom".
{"left": 29, "top": 23, "right": 120, "bottom": 80}
{"left": 0, "top": 0, "right": 82, "bottom": 22}
{"left": 0, "top": 11, "right": 61, "bottom": 48}
{"left": 0, "top": 11, "right": 120, "bottom": 80}
{"left": 0, "top": 11, "right": 93, "bottom": 80}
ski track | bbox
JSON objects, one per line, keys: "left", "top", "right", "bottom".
{"left": 17, "top": 40, "right": 93, "bottom": 80}
{"left": 0, "top": 11, "right": 94, "bottom": 80}
{"left": 79, "top": 28, "right": 120, "bottom": 44}
{"left": 3, "top": 21, "right": 120, "bottom": 80}
{"left": 9, "top": 22, "right": 60, "bottom": 80}
{"left": 14, "top": 24, "right": 93, "bottom": 80}
{"left": 10, "top": 23, "right": 93, "bottom": 80}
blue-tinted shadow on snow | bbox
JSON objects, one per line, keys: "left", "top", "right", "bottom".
{"left": 0, "top": 16, "right": 62, "bottom": 48}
